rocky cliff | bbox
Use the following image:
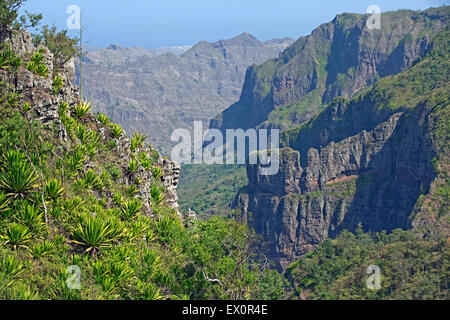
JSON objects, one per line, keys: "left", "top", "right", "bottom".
{"left": 233, "top": 22, "right": 450, "bottom": 270}
{"left": 211, "top": 7, "right": 449, "bottom": 133}
{"left": 0, "top": 28, "right": 181, "bottom": 218}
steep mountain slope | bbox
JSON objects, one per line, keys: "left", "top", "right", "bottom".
{"left": 78, "top": 33, "right": 294, "bottom": 153}
{"left": 211, "top": 7, "right": 449, "bottom": 133}
{"left": 234, "top": 28, "right": 450, "bottom": 270}
{"left": 0, "top": 28, "right": 280, "bottom": 300}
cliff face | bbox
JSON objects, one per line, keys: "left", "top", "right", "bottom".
{"left": 0, "top": 29, "right": 181, "bottom": 217}
{"left": 233, "top": 28, "right": 450, "bottom": 270}
{"left": 211, "top": 7, "right": 449, "bottom": 132}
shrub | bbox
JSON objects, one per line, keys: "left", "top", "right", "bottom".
{"left": 33, "top": 25, "right": 78, "bottom": 71}
{"left": 0, "top": 150, "right": 38, "bottom": 200}
{"left": 1, "top": 223, "right": 32, "bottom": 250}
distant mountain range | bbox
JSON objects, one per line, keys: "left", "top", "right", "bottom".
{"left": 83, "top": 44, "right": 193, "bottom": 66}
{"left": 77, "top": 33, "right": 294, "bottom": 153}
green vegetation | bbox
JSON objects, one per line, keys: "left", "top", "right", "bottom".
{"left": 73, "top": 101, "right": 94, "bottom": 118}
{"left": 0, "top": 44, "right": 21, "bottom": 69}
{"left": 0, "top": 28, "right": 281, "bottom": 298}
{"left": 0, "top": 0, "right": 42, "bottom": 34}
{"left": 26, "top": 50, "right": 48, "bottom": 77}
{"left": 178, "top": 164, "right": 247, "bottom": 219}
{"left": 288, "top": 227, "right": 449, "bottom": 300}
{"left": 0, "top": 4, "right": 448, "bottom": 301}
{"left": 33, "top": 25, "right": 79, "bottom": 71}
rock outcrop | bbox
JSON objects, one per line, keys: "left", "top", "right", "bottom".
{"left": 0, "top": 28, "right": 182, "bottom": 217}
{"left": 233, "top": 24, "right": 450, "bottom": 270}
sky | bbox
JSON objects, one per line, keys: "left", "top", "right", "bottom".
{"left": 22, "top": 0, "right": 448, "bottom": 49}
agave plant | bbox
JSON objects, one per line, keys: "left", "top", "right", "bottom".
{"left": 0, "top": 255, "right": 24, "bottom": 280}
{"left": 45, "top": 178, "right": 64, "bottom": 203}
{"left": 75, "top": 124, "right": 88, "bottom": 143}
{"left": 0, "top": 45, "right": 21, "bottom": 69}
{"left": 0, "top": 151, "right": 38, "bottom": 200}
{"left": 63, "top": 196, "right": 84, "bottom": 212}
{"left": 122, "top": 198, "right": 142, "bottom": 220}
{"left": 110, "top": 262, "right": 133, "bottom": 283}
{"left": 31, "top": 240, "right": 54, "bottom": 258}
{"left": 27, "top": 54, "right": 48, "bottom": 77}
{"left": 52, "top": 74, "right": 64, "bottom": 94}
{"left": 12, "top": 285, "right": 39, "bottom": 300}
{"left": 58, "top": 101, "right": 70, "bottom": 118}
{"left": 131, "top": 132, "right": 148, "bottom": 152}
{"left": 110, "top": 124, "right": 123, "bottom": 138}
{"left": 150, "top": 185, "right": 165, "bottom": 207}
{"left": 0, "top": 191, "right": 10, "bottom": 214}
{"left": 17, "top": 202, "right": 44, "bottom": 230}
{"left": 125, "top": 184, "right": 139, "bottom": 198}
{"left": 22, "top": 102, "right": 32, "bottom": 113}
{"left": 1, "top": 223, "right": 32, "bottom": 250}
{"left": 152, "top": 166, "right": 164, "bottom": 180}
{"left": 112, "top": 193, "right": 124, "bottom": 207}
{"left": 66, "top": 150, "right": 85, "bottom": 173}
{"left": 97, "top": 113, "right": 110, "bottom": 126}
{"left": 141, "top": 157, "right": 154, "bottom": 170}
{"left": 128, "top": 159, "right": 139, "bottom": 174}
{"left": 99, "top": 276, "right": 118, "bottom": 297}
{"left": 154, "top": 215, "right": 176, "bottom": 240}
{"left": 71, "top": 216, "right": 123, "bottom": 254}
{"left": 29, "top": 50, "right": 44, "bottom": 65}
{"left": 139, "top": 283, "right": 164, "bottom": 301}
{"left": 99, "top": 171, "right": 112, "bottom": 188}
{"left": 73, "top": 101, "right": 94, "bottom": 118}
{"left": 84, "top": 169, "right": 102, "bottom": 190}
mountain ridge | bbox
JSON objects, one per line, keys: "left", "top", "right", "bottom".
{"left": 210, "top": 7, "right": 450, "bottom": 133}
{"left": 230, "top": 8, "right": 450, "bottom": 270}
{"left": 78, "top": 33, "right": 295, "bottom": 153}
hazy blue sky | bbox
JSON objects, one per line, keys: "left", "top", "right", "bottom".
{"left": 22, "top": 0, "right": 448, "bottom": 48}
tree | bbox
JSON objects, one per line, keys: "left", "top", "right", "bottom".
{"left": 33, "top": 25, "right": 79, "bottom": 72}
{"left": 0, "top": 0, "right": 41, "bottom": 39}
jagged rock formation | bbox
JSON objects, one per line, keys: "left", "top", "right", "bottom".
{"left": 1, "top": 29, "right": 181, "bottom": 217}
{"left": 78, "top": 33, "right": 294, "bottom": 153}
{"left": 232, "top": 9, "right": 450, "bottom": 270}
{"left": 211, "top": 7, "right": 449, "bottom": 133}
